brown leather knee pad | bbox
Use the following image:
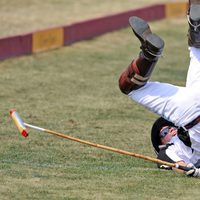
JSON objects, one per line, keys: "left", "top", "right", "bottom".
{"left": 119, "top": 61, "right": 144, "bottom": 94}
{"left": 119, "top": 56, "right": 157, "bottom": 94}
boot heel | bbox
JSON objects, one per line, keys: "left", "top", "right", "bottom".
{"left": 146, "top": 34, "right": 164, "bottom": 57}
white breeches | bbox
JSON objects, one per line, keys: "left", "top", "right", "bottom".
{"left": 128, "top": 47, "right": 200, "bottom": 127}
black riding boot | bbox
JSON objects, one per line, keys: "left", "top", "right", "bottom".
{"left": 119, "top": 16, "right": 164, "bottom": 94}
{"left": 188, "top": 0, "right": 200, "bottom": 47}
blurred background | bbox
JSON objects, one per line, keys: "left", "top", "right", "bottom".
{"left": 0, "top": 0, "right": 185, "bottom": 37}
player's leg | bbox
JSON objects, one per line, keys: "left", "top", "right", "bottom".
{"left": 186, "top": 48, "right": 200, "bottom": 87}
{"left": 118, "top": 16, "right": 164, "bottom": 94}
{"left": 186, "top": 0, "right": 200, "bottom": 87}
{"left": 127, "top": 9, "right": 200, "bottom": 128}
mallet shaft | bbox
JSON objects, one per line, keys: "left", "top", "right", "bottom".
{"left": 24, "top": 123, "right": 45, "bottom": 132}
{"left": 10, "top": 109, "right": 190, "bottom": 172}
{"left": 24, "top": 122, "right": 178, "bottom": 168}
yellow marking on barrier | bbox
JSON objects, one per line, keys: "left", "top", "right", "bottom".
{"left": 165, "top": 2, "right": 188, "bottom": 18}
{"left": 32, "top": 27, "right": 64, "bottom": 53}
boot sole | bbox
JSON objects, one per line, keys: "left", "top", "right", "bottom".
{"left": 129, "top": 16, "right": 164, "bottom": 50}
{"left": 129, "top": 16, "right": 151, "bottom": 43}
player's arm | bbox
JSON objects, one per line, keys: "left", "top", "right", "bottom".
{"left": 157, "top": 144, "right": 200, "bottom": 177}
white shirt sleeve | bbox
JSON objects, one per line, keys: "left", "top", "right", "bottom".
{"left": 165, "top": 136, "right": 193, "bottom": 164}
{"left": 165, "top": 145, "right": 184, "bottom": 162}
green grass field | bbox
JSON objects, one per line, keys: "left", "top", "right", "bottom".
{"left": 1, "top": 1, "right": 200, "bottom": 200}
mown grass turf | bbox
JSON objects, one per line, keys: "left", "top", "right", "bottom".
{"left": 1, "top": 16, "right": 200, "bottom": 200}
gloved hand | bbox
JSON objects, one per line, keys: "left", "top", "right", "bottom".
{"left": 186, "top": 163, "right": 200, "bottom": 177}
{"left": 159, "top": 164, "right": 172, "bottom": 170}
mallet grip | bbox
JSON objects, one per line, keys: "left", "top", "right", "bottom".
{"left": 10, "top": 109, "right": 28, "bottom": 137}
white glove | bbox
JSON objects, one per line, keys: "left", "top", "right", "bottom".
{"left": 159, "top": 165, "right": 171, "bottom": 170}
{"left": 186, "top": 163, "right": 200, "bottom": 177}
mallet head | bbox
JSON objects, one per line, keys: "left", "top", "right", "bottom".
{"left": 10, "top": 109, "right": 28, "bottom": 137}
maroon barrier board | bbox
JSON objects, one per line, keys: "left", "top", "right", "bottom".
{"left": 0, "top": 4, "right": 165, "bottom": 61}
{"left": 64, "top": 4, "right": 165, "bottom": 45}
{"left": 0, "top": 34, "right": 32, "bottom": 60}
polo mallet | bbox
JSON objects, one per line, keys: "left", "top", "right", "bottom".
{"left": 10, "top": 109, "right": 190, "bottom": 172}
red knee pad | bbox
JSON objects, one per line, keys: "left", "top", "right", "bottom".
{"left": 119, "top": 60, "right": 144, "bottom": 94}
{"left": 119, "top": 67, "right": 133, "bottom": 95}
{"left": 119, "top": 54, "right": 158, "bottom": 94}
